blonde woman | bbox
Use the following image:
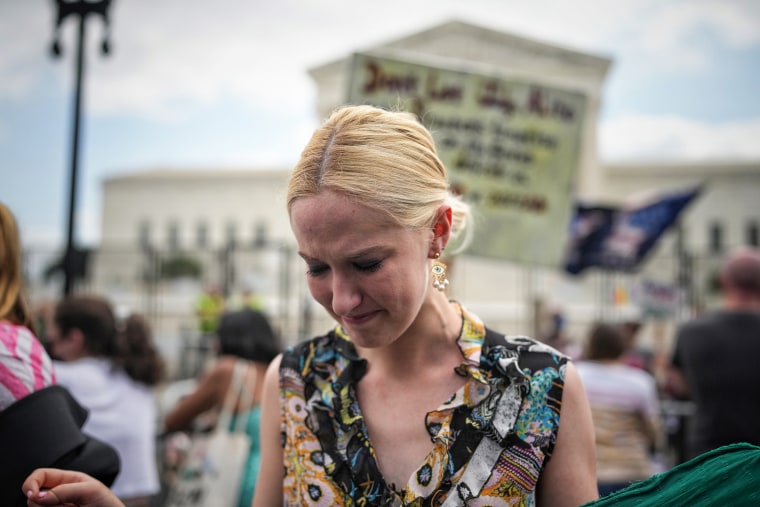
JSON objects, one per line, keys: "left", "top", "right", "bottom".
{"left": 253, "top": 105, "right": 598, "bottom": 506}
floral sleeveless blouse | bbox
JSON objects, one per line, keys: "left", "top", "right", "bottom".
{"left": 278, "top": 304, "right": 568, "bottom": 506}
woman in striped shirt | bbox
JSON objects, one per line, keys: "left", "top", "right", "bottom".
{"left": 0, "top": 202, "right": 55, "bottom": 412}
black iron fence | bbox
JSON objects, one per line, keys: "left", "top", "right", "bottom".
{"left": 22, "top": 240, "right": 729, "bottom": 380}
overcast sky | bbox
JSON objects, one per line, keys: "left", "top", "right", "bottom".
{"left": 1, "top": 0, "right": 759, "bottom": 248}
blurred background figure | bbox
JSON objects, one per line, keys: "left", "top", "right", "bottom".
{"left": 541, "top": 306, "right": 582, "bottom": 359}
{"left": 195, "top": 282, "right": 225, "bottom": 335}
{"left": 164, "top": 307, "right": 281, "bottom": 507}
{"left": 47, "top": 295, "right": 166, "bottom": 507}
{"left": 577, "top": 321, "right": 663, "bottom": 497}
{"left": 228, "top": 284, "right": 265, "bottom": 312}
{"left": 619, "top": 316, "right": 654, "bottom": 374}
{"left": 0, "top": 202, "right": 55, "bottom": 411}
{"left": 1, "top": 203, "right": 119, "bottom": 507}
{"left": 668, "top": 246, "right": 760, "bottom": 460}
{"left": 1, "top": 202, "right": 57, "bottom": 506}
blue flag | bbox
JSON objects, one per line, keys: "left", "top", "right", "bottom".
{"left": 564, "top": 185, "right": 702, "bottom": 275}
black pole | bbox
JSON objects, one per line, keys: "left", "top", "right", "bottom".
{"left": 63, "top": 11, "right": 87, "bottom": 296}
{"left": 51, "top": 0, "right": 113, "bottom": 296}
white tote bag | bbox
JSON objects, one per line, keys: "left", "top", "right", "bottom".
{"left": 166, "top": 361, "right": 252, "bottom": 507}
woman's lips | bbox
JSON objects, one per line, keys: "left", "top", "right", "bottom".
{"left": 342, "top": 310, "right": 380, "bottom": 326}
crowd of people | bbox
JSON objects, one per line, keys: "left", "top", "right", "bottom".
{"left": 0, "top": 202, "right": 280, "bottom": 507}
{"left": 3, "top": 105, "right": 760, "bottom": 506}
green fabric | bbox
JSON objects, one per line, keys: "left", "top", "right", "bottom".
{"left": 582, "top": 443, "right": 760, "bottom": 507}
{"left": 229, "top": 406, "right": 262, "bottom": 507}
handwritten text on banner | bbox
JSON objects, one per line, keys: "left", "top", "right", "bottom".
{"left": 347, "top": 52, "right": 587, "bottom": 266}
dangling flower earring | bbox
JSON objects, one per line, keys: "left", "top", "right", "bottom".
{"left": 431, "top": 253, "right": 449, "bottom": 292}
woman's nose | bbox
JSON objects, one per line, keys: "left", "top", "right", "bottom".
{"left": 330, "top": 273, "right": 362, "bottom": 316}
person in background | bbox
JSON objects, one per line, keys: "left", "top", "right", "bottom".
{"left": 1, "top": 203, "right": 120, "bottom": 507}
{"left": 47, "top": 295, "right": 165, "bottom": 507}
{"left": 542, "top": 307, "right": 582, "bottom": 360}
{"left": 619, "top": 316, "right": 656, "bottom": 375}
{"left": 577, "top": 322, "right": 663, "bottom": 496}
{"left": 0, "top": 202, "right": 55, "bottom": 411}
{"left": 1, "top": 202, "right": 57, "bottom": 506}
{"left": 253, "top": 105, "right": 598, "bottom": 506}
{"left": 228, "top": 285, "right": 266, "bottom": 312}
{"left": 164, "top": 307, "right": 281, "bottom": 507}
{"left": 668, "top": 246, "right": 760, "bottom": 460}
{"left": 195, "top": 282, "right": 225, "bottom": 334}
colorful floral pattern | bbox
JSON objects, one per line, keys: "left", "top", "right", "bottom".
{"left": 279, "top": 304, "right": 568, "bottom": 506}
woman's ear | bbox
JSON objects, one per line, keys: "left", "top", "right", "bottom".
{"left": 70, "top": 328, "right": 94, "bottom": 359}
{"left": 430, "top": 205, "right": 453, "bottom": 256}
{"left": 56, "top": 328, "right": 88, "bottom": 361}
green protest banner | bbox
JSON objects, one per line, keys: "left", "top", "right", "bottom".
{"left": 347, "top": 52, "right": 587, "bottom": 266}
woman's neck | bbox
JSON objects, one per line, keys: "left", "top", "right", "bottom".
{"left": 355, "top": 297, "right": 462, "bottom": 378}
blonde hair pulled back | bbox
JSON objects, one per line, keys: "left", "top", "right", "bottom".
{"left": 287, "top": 105, "right": 471, "bottom": 249}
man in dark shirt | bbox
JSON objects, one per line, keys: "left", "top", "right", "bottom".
{"left": 670, "top": 246, "right": 760, "bottom": 460}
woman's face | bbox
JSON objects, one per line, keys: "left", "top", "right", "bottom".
{"left": 45, "top": 319, "right": 78, "bottom": 361}
{"left": 290, "top": 190, "right": 433, "bottom": 349}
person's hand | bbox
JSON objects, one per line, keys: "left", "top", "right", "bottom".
{"left": 22, "top": 468, "right": 125, "bottom": 507}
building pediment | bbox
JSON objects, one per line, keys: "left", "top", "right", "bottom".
{"left": 309, "top": 19, "right": 612, "bottom": 114}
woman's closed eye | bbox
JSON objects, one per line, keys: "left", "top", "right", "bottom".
{"left": 305, "top": 259, "right": 383, "bottom": 277}
{"left": 355, "top": 259, "right": 382, "bottom": 273}
{"left": 306, "top": 264, "right": 329, "bottom": 277}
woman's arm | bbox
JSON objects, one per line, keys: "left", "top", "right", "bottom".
{"left": 252, "top": 354, "right": 284, "bottom": 507}
{"left": 640, "top": 410, "right": 664, "bottom": 453}
{"left": 163, "top": 361, "right": 229, "bottom": 432}
{"left": 640, "top": 378, "right": 665, "bottom": 453}
{"left": 536, "top": 361, "right": 599, "bottom": 507}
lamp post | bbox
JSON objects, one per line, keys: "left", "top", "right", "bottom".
{"left": 49, "top": 0, "right": 114, "bottom": 295}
